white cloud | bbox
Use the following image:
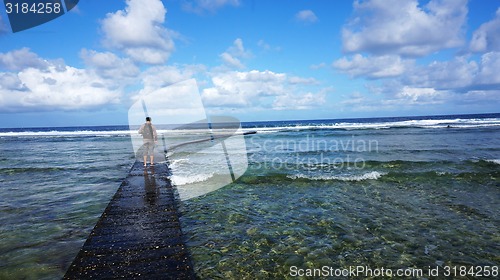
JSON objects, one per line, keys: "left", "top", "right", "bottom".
{"left": 0, "top": 73, "right": 27, "bottom": 91}
{"left": 201, "top": 70, "right": 327, "bottom": 111}
{"left": 220, "top": 52, "right": 244, "bottom": 69}
{"left": 333, "top": 1, "right": 500, "bottom": 113}
{"left": 182, "top": 0, "right": 240, "bottom": 14}
{"left": 333, "top": 54, "right": 412, "bottom": 78}
{"left": 257, "top": 40, "right": 281, "bottom": 52}
{"left": 0, "top": 49, "right": 122, "bottom": 112}
{"left": 338, "top": 92, "right": 383, "bottom": 112}
{"left": 402, "top": 56, "right": 478, "bottom": 89}
{"left": 128, "top": 79, "right": 207, "bottom": 127}
{"left": 342, "top": 0, "right": 467, "bottom": 57}
{"left": 338, "top": 85, "right": 450, "bottom": 112}
{"left": 101, "top": 0, "right": 175, "bottom": 64}
{"left": 202, "top": 70, "right": 286, "bottom": 107}
{"left": 228, "top": 38, "right": 250, "bottom": 57}
{"left": 339, "top": 92, "right": 368, "bottom": 106}
{"left": 219, "top": 38, "right": 252, "bottom": 69}
{"left": 0, "top": 48, "right": 49, "bottom": 71}
{"left": 288, "top": 76, "right": 319, "bottom": 85}
{"left": 458, "top": 90, "right": 500, "bottom": 105}
{"left": 295, "top": 10, "right": 318, "bottom": 24}
{"left": 396, "top": 86, "right": 448, "bottom": 104}
{"left": 475, "top": 51, "right": 500, "bottom": 85}
{"left": 138, "top": 64, "right": 205, "bottom": 95}
{"left": 336, "top": 52, "right": 500, "bottom": 112}
{"left": 381, "top": 86, "right": 499, "bottom": 109}
{"left": 273, "top": 91, "right": 326, "bottom": 110}
{"left": 396, "top": 52, "right": 500, "bottom": 92}
{"left": 80, "top": 49, "right": 140, "bottom": 79}
{"left": 470, "top": 8, "right": 500, "bottom": 53}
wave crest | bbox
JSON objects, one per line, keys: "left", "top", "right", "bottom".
{"left": 485, "top": 159, "right": 500, "bottom": 165}
{"left": 170, "top": 172, "right": 215, "bottom": 186}
{"left": 287, "top": 171, "right": 386, "bottom": 182}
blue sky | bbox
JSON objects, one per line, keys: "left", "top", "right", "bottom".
{"left": 0, "top": 0, "right": 499, "bottom": 128}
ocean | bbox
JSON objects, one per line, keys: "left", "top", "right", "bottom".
{"left": 0, "top": 113, "right": 499, "bottom": 279}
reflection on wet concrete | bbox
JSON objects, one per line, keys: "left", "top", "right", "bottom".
{"left": 64, "top": 161, "right": 195, "bottom": 279}
{"left": 144, "top": 167, "right": 159, "bottom": 206}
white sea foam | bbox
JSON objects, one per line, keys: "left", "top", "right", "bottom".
{"left": 170, "top": 172, "right": 215, "bottom": 186}
{"left": 486, "top": 159, "right": 500, "bottom": 165}
{"left": 0, "top": 130, "right": 135, "bottom": 137}
{"left": 287, "top": 171, "right": 386, "bottom": 182}
{"left": 1, "top": 117, "right": 498, "bottom": 137}
{"left": 245, "top": 117, "right": 500, "bottom": 133}
{"left": 169, "top": 158, "right": 190, "bottom": 169}
{"left": 0, "top": 128, "right": 245, "bottom": 139}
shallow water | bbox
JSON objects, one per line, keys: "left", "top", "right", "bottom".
{"left": 0, "top": 134, "right": 134, "bottom": 279}
{"left": 0, "top": 115, "right": 499, "bottom": 279}
{"left": 178, "top": 124, "right": 500, "bottom": 279}
{"left": 180, "top": 172, "right": 499, "bottom": 278}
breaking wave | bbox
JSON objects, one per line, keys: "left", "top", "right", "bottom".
{"left": 287, "top": 171, "right": 386, "bottom": 182}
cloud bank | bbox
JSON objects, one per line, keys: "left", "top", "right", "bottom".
{"left": 1, "top": 0, "right": 498, "bottom": 117}
{"left": 334, "top": 0, "right": 500, "bottom": 112}
{"left": 202, "top": 69, "right": 325, "bottom": 110}
{"left": 0, "top": 49, "right": 120, "bottom": 112}
{"left": 0, "top": 0, "right": 175, "bottom": 113}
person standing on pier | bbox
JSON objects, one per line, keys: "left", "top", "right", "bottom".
{"left": 138, "top": 117, "right": 158, "bottom": 167}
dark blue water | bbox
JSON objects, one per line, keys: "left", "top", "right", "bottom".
{"left": 0, "top": 113, "right": 499, "bottom": 279}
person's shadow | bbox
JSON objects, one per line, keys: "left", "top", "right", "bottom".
{"left": 143, "top": 167, "right": 159, "bottom": 206}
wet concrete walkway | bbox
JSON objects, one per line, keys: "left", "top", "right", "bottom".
{"left": 64, "top": 161, "right": 195, "bottom": 279}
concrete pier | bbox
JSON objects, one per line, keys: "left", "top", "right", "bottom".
{"left": 64, "top": 161, "right": 195, "bottom": 279}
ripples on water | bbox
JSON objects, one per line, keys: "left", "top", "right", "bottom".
{"left": 181, "top": 171, "right": 499, "bottom": 278}
{"left": 178, "top": 126, "right": 500, "bottom": 279}
{"left": 0, "top": 135, "right": 134, "bottom": 279}
{"left": 0, "top": 115, "right": 499, "bottom": 279}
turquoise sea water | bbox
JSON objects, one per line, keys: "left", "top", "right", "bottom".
{"left": 0, "top": 114, "right": 499, "bottom": 279}
{"left": 0, "top": 132, "right": 134, "bottom": 279}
